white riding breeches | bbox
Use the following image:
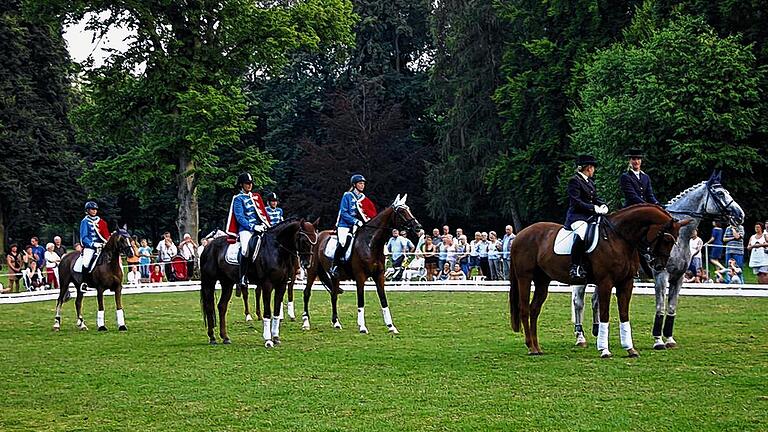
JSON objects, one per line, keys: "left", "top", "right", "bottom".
{"left": 239, "top": 230, "right": 252, "bottom": 255}
{"left": 337, "top": 227, "right": 351, "bottom": 247}
{"left": 570, "top": 221, "right": 588, "bottom": 241}
{"left": 81, "top": 248, "right": 96, "bottom": 271}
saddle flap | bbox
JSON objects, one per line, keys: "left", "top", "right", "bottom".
{"left": 323, "top": 235, "right": 354, "bottom": 262}
{"left": 225, "top": 243, "right": 240, "bottom": 265}
{"left": 553, "top": 224, "right": 600, "bottom": 256}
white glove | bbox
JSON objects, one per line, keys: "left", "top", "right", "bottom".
{"left": 594, "top": 205, "right": 608, "bottom": 215}
{"left": 355, "top": 220, "right": 364, "bottom": 228}
{"left": 253, "top": 224, "right": 266, "bottom": 233}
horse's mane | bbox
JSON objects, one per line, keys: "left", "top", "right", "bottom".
{"left": 665, "top": 181, "right": 707, "bottom": 206}
{"left": 611, "top": 203, "right": 672, "bottom": 219}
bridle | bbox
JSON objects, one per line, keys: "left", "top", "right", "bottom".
{"left": 667, "top": 183, "right": 738, "bottom": 224}
{"left": 602, "top": 217, "right": 678, "bottom": 270}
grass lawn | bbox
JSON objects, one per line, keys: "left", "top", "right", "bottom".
{"left": 0, "top": 291, "right": 766, "bottom": 431}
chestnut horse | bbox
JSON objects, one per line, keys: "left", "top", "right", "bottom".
{"left": 509, "top": 204, "right": 687, "bottom": 358}
{"left": 301, "top": 195, "right": 422, "bottom": 334}
{"left": 53, "top": 227, "right": 134, "bottom": 332}
{"left": 200, "top": 218, "right": 318, "bottom": 347}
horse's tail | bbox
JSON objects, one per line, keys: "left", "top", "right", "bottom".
{"left": 199, "top": 248, "right": 217, "bottom": 328}
{"left": 509, "top": 262, "right": 521, "bottom": 333}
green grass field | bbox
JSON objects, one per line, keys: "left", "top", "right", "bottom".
{"left": 1, "top": 291, "right": 766, "bottom": 431}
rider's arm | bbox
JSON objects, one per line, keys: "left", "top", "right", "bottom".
{"left": 567, "top": 178, "right": 596, "bottom": 213}
{"left": 233, "top": 196, "right": 250, "bottom": 229}
{"left": 79, "top": 219, "right": 92, "bottom": 248}
{"left": 338, "top": 192, "right": 357, "bottom": 227}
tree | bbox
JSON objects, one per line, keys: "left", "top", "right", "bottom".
{"left": 569, "top": 12, "right": 766, "bottom": 210}
{"left": 490, "top": 0, "right": 642, "bottom": 224}
{"left": 33, "top": 0, "right": 357, "bottom": 239}
{"left": 0, "top": 0, "right": 82, "bottom": 252}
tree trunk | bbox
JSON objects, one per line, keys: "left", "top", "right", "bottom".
{"left": 176, "top": 151, "right": 199, "bottom": 242}
{"left": 0, "top": 201, "right": 6, "bottom": 256}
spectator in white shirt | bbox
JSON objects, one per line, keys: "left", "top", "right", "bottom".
{"left": 688, "top": 229, "right": 704, "bottom": 273}
{"left": 127, "top": 265, "right": 142, "bottom": 286}
{"left": 44, "top": 243, "right": 60, "bottom": 289}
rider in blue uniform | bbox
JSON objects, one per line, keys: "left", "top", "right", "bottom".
{"left": 565, "top": 155, "right": 607, "bottom": 280}
{"left": 226, "top": 173, "right": 270, "bottom": 290}
{"left": 329, "top": 174, "right": 375, "bottom": 278}
{"left": 619, "top": 148, "right": 660, "bottom": 207}
{"left": 265, "top": 192, "right": 284, "bottom": 225}
{"left": 78, "top": 201, "right": 110, "bottom": 292}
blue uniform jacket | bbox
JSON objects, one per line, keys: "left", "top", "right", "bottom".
{"left": 266, "top": 206, "right": 284, "bottom": 226}
{"left": 620, "top": 171, "right": 659, "bottom": 207}
{"left": 565, "top": 174, "right": 604, "bottom": 226}
{"left": 233, "top": 193, "right": 265, "bottom": 232}
{"left": 337, "top": 191, "right": 364, "bottom": 228}
{"left": 80, "top": 215, "right": 108, "bottom": 248}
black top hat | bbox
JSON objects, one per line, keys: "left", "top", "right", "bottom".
{"left": 576, "top": 154, "right": 598, "bottom": 167}
{"left": 624, "top": 148, "right": 644, "bottom": 158}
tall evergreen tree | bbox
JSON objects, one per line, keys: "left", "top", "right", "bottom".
{"left": 0, "top": 0, "right": 82, "bottom": 251}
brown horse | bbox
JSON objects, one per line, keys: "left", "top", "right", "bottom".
{"left": 509, "top": 204, "right": 687, "bottom": 357}
{"left": 53, "top": 227, "right": 134, "bottom": 332}
{"left": 301, "top": 195, "right": 421, "bottom": 333}
{"left": 200, "top": 218, "right": 317, "bottom": 347}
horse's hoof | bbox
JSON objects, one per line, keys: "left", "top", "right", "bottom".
{"left": 600, "top": 349, "right": 612, "bottom": 358}
{"left": 289, "top": 315, "right": 296, "bottom": 322}
{"left": 98, "top": 326, "right": 108, "bottom": 332}
{"left": 301, "top": 322, "right": 310, "bottom": 331}
{"left": 245, "top": 314, "right": 253, "bottom": 322}
{"left": 265, "top": 340, "right": 274, "bottom": 348}
{"left": 665, "top": 341, "right": 678, "bottom": 349}
{"left": 627, "top": 348, "right": 640, "bottom": 358}
{"left": 653, "top": 342, "right": 666, "bottom": 350}
{"left": 575, "top": 333, "right": 587, "bottom": 347}
{"left": 79, "top": 325, "right": 88, "bottom": 331}
{"left": 387, "top": 325, "right": 399, "bottom": 335}
{"left": 359, "top": 326, "right": 369, "bottom": 334}
{"left": 272, "top": 336, "right": 281, "bottom": 345}
{"left": 222, "top": 338, "right": 231, "bottom": 345}
{"left": 52, "top": 326, "right": 60, "bottom": 332}
{"left": 118, "top": 325, "right": 128, "bottom": 332}
{"left": 333, "top": 321, "right": 342, "bottom": 330}
{"left": 528, "top": 351, "right": 542, "bottom": 356}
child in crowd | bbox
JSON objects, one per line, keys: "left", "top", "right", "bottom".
{"left": 150, "top": 264, "right": 164, "bottom": 283}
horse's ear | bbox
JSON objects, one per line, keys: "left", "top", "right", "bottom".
{"left": 401, "top": 194, "right": 408, "bottom": 204}
{"left": 392, "top": 194, "right": 401, "bottom": 206}
{"left": 312, "top": 217, "right": 320, "bottom": 227}
{"left": 122, "top": 224, "right": 128, "bottom": 231}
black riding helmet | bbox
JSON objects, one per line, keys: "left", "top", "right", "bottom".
{"left": 237, "top": 172, "right": 253, "bottom": 187}
{"left": 266, "top": 192, "right": 279, "bottom": 202}
{"left": 350, "top": 174, "right": 366, "bottom": 185}
{"left": 84, "top": 201, "right": 98, "bottom": 212}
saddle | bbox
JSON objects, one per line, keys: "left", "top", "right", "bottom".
{"left": 553, "top": 222, "right": 600, "bottom": 256}
{"left": 224, "top": 235, "right": 263, "bottom": 266}
{"left": 323, "top": 233, "right": 356, "bottom": 262}
{"left": 73, "top": 250, "right": 104, "bottom": 273}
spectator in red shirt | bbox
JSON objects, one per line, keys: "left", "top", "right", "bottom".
{"left": 150, "top": 264, "right": 164, "bottom": 283}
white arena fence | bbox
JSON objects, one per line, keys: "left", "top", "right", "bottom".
{"left": 2, "top": 279, "right": 767, "bottom": 305}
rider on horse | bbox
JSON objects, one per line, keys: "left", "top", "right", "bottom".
{"left": 328, "top": 174, "right": 377, "bottom": 278}
{"left": 78, "top": 201, "right": 111, "bottom": 292}
{"left": 565, "top": 155, "right": 608, "bottom": 280}
{"left": 226, "top": 172, "right": 271, "bottom": 291}
{"left": 619, "top": 148, "right": 660, "bottom": 207}
{"left": 265, "top": 192, "right": 284, "bottom": 225}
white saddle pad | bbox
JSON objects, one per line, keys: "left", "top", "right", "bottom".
{"left": 225, "top": 243, "right": 240, "bottom": 265}
{"left": 323, "top": 236, "right": 354, "bottom": 261}
{"left": 72, "top": 251, "right": 102, "bottom": 273}
{"left": 553, "top": 226, "right": 600, "bottom": 256}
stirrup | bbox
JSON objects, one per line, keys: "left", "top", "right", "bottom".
{"left": 78, "top": 283, "right": 88, "bottom": 293}
{"left": 328, "top": 265, "right": 339, "bottom": 278}
{"left": 569, "top": 265, "right": 586, "bottom": 280}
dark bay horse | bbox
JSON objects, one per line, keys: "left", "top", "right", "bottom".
{"left": 301, "top": 195, "right": 421, "bottom": 334}
{"left": 200, "top": 219, "right": 318, "bottom": 347}
{"left": 509, "top": 204, "right": 687, "bottom": 358}
{"left": 53, "top": 227, "right": 134, "bottom": 331}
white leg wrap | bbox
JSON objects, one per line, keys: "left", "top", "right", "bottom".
{"left": 287, "top": 302, "right": 295, "bottom": 319}
{"left": 97, "top": 310, "right": 105, "bottom": 327}
{"left": 357, "top": 307, "right": 365, "bottom": 327}
{"left": 116, "top": 309, "right": 125, "bottom": 327}
{"left": 619, "top": 321, "right": 633, "bottom": 350}
{"left": 382, "top": 307, "right": 393, "bottom": 327}
{"left": 271, "top": 317, "right": 280, "bottom": 338}
{"left": 276, "top": 303, "right": 284, "bottom": 320}
{"left": 596, "top": 322, "right": 609, "bottom": 351}
{"left": 262, "top": 319, "right": 272, "bottom": 341}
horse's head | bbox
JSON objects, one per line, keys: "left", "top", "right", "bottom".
{"left": 297, "top": 218, "right": 319, "bottom": 269}
{"left": 113, "top": 225, "right": 134, "bottom": 258}
{"left": 647, "top": 218, "right": 690, "bottom": 271}
{"left": 705, "top": 171, "right": 745, "bottom": 226}
{"left": 390, "top": 194, "right": 422, "bottom": 236}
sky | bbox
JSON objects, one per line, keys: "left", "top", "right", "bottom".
{"left": 63, "top": 13, "right": 132, "bottom": 68}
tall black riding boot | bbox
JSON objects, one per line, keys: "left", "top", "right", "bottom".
{"left": 328, "top": 240, "right": 347, "bottom": 278}
{"left": 238, "top": 252, "right": 249, "bottom": 293}
{"left": 569, "top": 237, "right": 586, "bottom": 280}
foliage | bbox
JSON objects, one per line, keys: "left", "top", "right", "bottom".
{"left": 0, "top": 0, "right": 82, "bottom": 250}
{"left": 1, "top": 292, "right": 766, "bottom": 430}
{"left": 569, "top": 12, "right": 766, "bottom": 208}
{"left": 490, "top": 0, "right": 642, "bottom": 224}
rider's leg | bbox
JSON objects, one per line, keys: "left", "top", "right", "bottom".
{"left": 569, "top": 221, "right": 588, "bottom": 280}
{"left": 79, "top": 248, "right": 96, "bottom": 292}
{"left": 238, "top": 230, "right": 253, "bottom": 290}
{"left": 329, "top": 227, "right": 350, "bottom": 278}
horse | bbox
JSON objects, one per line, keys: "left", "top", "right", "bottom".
{"left": 571, "top": 173, "right": 745, "bottom": 350}
{"left": 509, "top": 204, "right": 687, "bottom": 357}
{"left": 53, "top": 227, "right": 134, "bottom": 332}
{"left": 200, "top": 218, "right": 318, "bottom": 347}
{"left": 301, "top": 194, "right": 422, "bottom": 334}
{"left": 651, "top": 172, "right": 744, "bottom": 348}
